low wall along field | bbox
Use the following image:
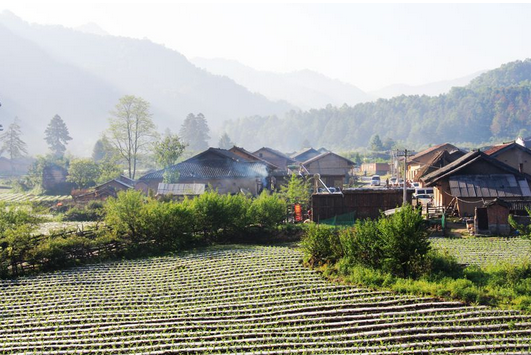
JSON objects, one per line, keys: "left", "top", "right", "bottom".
{"left": 1, "top": 245, "right": 530, "bottom": 353}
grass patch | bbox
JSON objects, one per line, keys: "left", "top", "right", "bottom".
{"left": 319, "top": 253, "right": 531, "bottom": 312}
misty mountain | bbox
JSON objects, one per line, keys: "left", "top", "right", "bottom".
{"left": 0, "top": 11, "right": 293, "bottom": 155}
{"left": 370, "top": 71, "right": 485, "bottom": 99}
{"left": 222, "top": 59, "right": 531, "bottom": 152}
{"left": 193, "top": 57, "right": 373, "bottom": 110}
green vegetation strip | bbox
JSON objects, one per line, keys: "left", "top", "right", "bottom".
{"left": 1, "top": 245, "right": 530, "bottom": 354}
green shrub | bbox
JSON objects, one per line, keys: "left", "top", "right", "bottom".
{"left": 143, "top": 200, "right": 195, "bottom": 251}
{"left": 378, "top": 204, "right": 430, "bottom": 278}
{"left": 104, "top": 190, "right": 148, "bottom": 250}
{"left": 339, "top": 219, "right": 382, "bottom": 269}
{"left": 301, "top": 223, "right": 341, "bottom": 265}
{"left": 248, "top": 191, "right": 286, "bottom": 229}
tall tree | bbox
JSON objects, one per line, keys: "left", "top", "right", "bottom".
{"left": 179, "top": 113, "right": 210, "bottom": 151}
{"left": 153, "top": 132, "right": 187, "bottom": 183}
{"left": 218, "top": 132, "right": 234, "bottom": 149}
{"left": 44, "top": 114, "right": 72, "bottom": 158}
{"left": 106, "top": 95, "right": 158, "bottom": 179}
{"left": 66, "top": 158, "right": 100, "bottom": 189}
{"left": 0, "top": 117, "right": 27, "bottom": 162}
{"left": 368, "top": 134, "right": 384, "bottom": 151}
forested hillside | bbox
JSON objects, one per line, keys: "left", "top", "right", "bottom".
{"left": 0, "top": 11, "right": 292, "bottom": 155}
{"left": 223, "top": 59, "right": 531, "bottom": 152}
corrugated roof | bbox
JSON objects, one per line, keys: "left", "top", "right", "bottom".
{"left": 449, "top": 174, "right": 531, "bottom": 198}
{"left": 157, "top": 183, "right": 205, "bottom": 195}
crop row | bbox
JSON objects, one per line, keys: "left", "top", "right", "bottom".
{"left": 430, "top": 237, "right": 531, "bottom": 266}
{"left": 1, "top": 245, "right": 530, "bottom": 354}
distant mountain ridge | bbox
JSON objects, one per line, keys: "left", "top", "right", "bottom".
{"left": 0, "top": 11, "right": 293, "bottom": 155}
{"left": 222, "top": 59, "right": 531, "bottom": 152}
{"left": 193, "top": 57, "right": 373, "bottom": 109}
{"left": 369, "top": 71, "right": 485, "bottom": 99}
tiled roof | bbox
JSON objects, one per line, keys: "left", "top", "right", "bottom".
{"left": 422, "top": 151, "right": 531, "bottom": 186}
{"left": 254, "top": 147, "right": 294, "bottom": 161}
{"left": 291, "top": 147, "right": 320, "bottom": 161}
{"left": 139, "top": 160, "right": 269, "bottom": 181}
{"left": 409, "top": 143, "right": 459, "bottom": 163}
{"left": 449, "top": 174, "right": 531, "bottom": 198}
{"left": 230, "top": 146, "right": 280, "bottom": 169}
{"left": 302, "top": 152, "right": 355, "bottom": 166}
{"left": 484, "top": 143, "right": 513, "bottom": 156}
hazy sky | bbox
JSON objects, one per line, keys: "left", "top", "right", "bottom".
{"left": 1, "top": 2, "right": 531, "bottom": 91}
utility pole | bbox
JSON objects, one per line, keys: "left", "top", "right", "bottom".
{"left": 397, "top": 149, "right": 409, "bottom": 205}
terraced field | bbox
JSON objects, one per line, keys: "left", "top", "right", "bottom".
{"left": 1, "top": 245, "right": 531, "bottom": 354}
{"left": 431, "top": 237, "right": 531, "bottom": 266}
{"left": 0, "top": 190, "right": 70, "bottom": 203}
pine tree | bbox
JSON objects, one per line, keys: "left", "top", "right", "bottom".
{"left": 179, "top": 113, "right": 210, "bottom": 151}
{"left": 218, "top": 133, "right": 234, "bottom": 149}
{"left": 0, "top": 117, "right": 27, "bottom": 171}
{"left": 44, "top": 114, "right": 72, "bottom": 158}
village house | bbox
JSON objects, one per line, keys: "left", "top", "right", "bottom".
{"left": 413, "top": 149, "right": 466, "bottom": 184}
{"left": 421, "top": 151, "right": 531, "bottom": 217}
{"left": 137, "top": 148, "right": 274, "bottom": 196}
{"left": 73, "top": 175, "right": 136, "bottom": 201}
{"left": 484, "top": 141, "right": 531, "bottom": 175}
{"left": 301, "top": 151, "right": 356, "bottom": 188}
{"left": 406, "top": 143, "right": 462, "bottom": 181}
{"left": 291, "top": 147, "right": 321, "bottom": 162}
{"left": 253, "top": 147, "right": 297, "bottom": 171}
{"left": 360, "top": 162, "right": 390, "bottom": 176}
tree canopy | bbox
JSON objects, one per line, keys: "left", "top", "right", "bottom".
{"left": 44, "top": 115, "right": 72, "bottom": 158}
{"left": 179, "top": 113, "right": 210, "bottom": 152}
{"left": 106, "top": 95, "right": 158, "bottom": 179}
{"left": 0, "top": 117, "right": 27, "bottom": 162}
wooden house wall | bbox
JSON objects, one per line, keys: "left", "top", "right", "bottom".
{"left": 312, "top": 189, "right": 413, "bottom": 221}
{"left": 491, "top": 149, "right": 531, "bottom": 176}
{"left": 255, "top": 149, "right": 291, "bottom": 170}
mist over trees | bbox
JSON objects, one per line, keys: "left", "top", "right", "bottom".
{"left": 222, "top": 59, "right": 531, "bottom": 151}
{"left": 44, "top": 115, "right": 72, "bottom": 158}
{"left": 0, "top": 117, "right": 27, "bottom": 161}
{"left": 179, "top": 113, "right": 210, "bottom": 152}
{"left": 106, "top": 95, "right": 158, "bottom": 179}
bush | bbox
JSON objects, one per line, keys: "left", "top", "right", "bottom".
{"left": 301, "top": 223, "right": 341, "bottom": 265}
{"left": 248, "top": 191, "right": 287, "bottom": 230}
{"left": 340, "top": 219, "right": 383, "bottom": 269}
{"left": 378, "top": 204, "right": 430, "bottom": 278}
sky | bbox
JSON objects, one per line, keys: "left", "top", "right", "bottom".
{"left": 1, "top": 2, "right": 531, "bottom": 91}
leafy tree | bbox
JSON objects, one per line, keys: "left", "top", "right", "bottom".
{"left": 179, "top": 113, "right": 210, "bottom": 151}
{"left": 280, "top": 173, "right": 312, "bottom": 209}
{"left": 0, "top": 117, "right": 27, "bottom": 172}
{"left": 353, "top": 152, "right": 363, "bottom": 166}
{"left": 92, "top": 137, "right": 118, "bottom": 163}
{"left": 153, "top": 133, "right": 186, "bottom": 183}
{"left": 369, "top": 134, "right": 384, "bottom": 151}
{"left": 218, "top": 132, "right": 234, "bottom": 149}
{"left": 44, "top": 115, "right": 72, "bottom": 158}
{"left": 106, "top": 95, "right": 158, "bottom": 179}
{"left": 382, "top": 137, "right": 396, "bottom": 150}
{"left": 67, "top": 158, "right": 100, "bottom": 189}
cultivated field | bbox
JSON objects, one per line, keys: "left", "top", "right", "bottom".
{"left": 431, "top": 237, "right": 531, "bottom": 266}
{"left": 1, "top": 245, "right": 530, "bottom": 354}
{"left": 0, "top": 189, "right": 70, "bottom": 203}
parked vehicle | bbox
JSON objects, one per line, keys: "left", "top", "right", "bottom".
{"left": 415, "top": 193, "right": 433, "bottom": 205}
{"left": 413, "top": 188, "right": 434, "bottom": 198}
{"left": 370, "top": 175, "right": 381, "bottom": 186}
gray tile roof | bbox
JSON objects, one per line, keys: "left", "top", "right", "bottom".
{"left": 449, "top": 174, "right": 531, "bottom": 198}
{"left": 139, "top": 160, "right": 269, "bottom": 181}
